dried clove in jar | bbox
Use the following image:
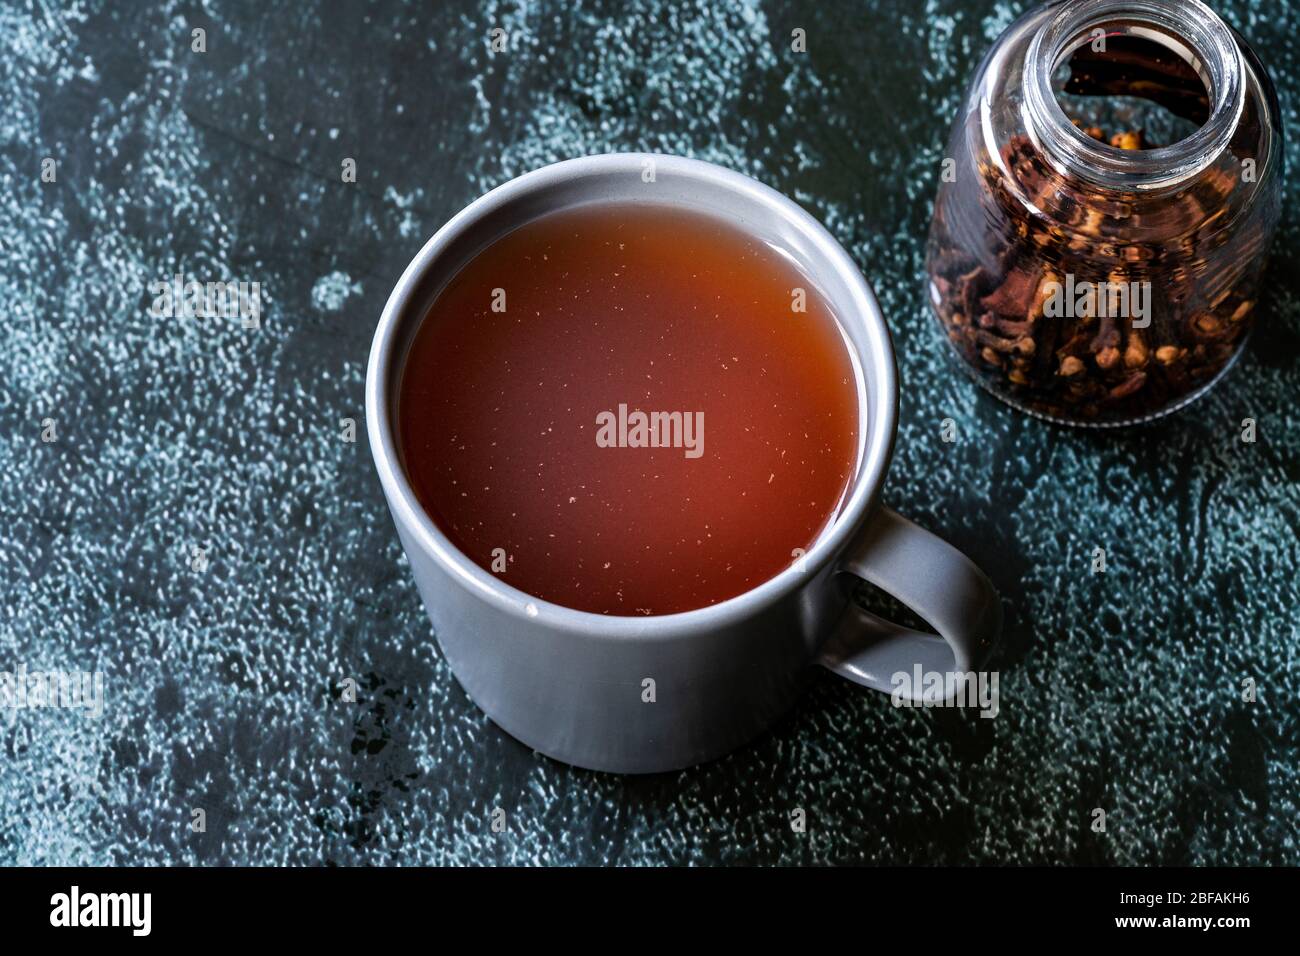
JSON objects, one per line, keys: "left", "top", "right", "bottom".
{"left": 925, "top": 0, "right": 1283, "bottom": 426}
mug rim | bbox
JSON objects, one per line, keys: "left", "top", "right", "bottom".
{"left": 366, "top": 152, "right": 899, "bottom": 639}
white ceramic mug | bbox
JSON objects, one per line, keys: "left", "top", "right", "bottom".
{"left": 367, "top": 154, "right": 1002, "bottom": 773}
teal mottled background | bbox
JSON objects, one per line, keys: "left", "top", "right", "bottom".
{"left": 0, "top": 0, "right": 1296, "bottom": 864}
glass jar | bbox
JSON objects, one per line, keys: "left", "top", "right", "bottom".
{"left": 925, "top": 0, "right": 1283, "bottom": 426}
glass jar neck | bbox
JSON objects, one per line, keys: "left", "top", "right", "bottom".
{"left": 1020, "top": 0, "right": 1246, "bottom": 192}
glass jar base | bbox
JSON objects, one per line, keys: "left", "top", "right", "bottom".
{"left": 936, "top": 324, "right": 1250, "bottom": 429}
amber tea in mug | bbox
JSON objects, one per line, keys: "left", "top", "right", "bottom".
{"left": 397, "top": 202, "right": 860, "bottom": 615}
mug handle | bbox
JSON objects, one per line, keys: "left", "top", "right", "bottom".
{"left": 818, "top": 506, "right": 1002, "bottom": 699}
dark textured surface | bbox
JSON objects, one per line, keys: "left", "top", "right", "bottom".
{"left": 1, "top": 0, "right": 1296, "bottom": 865}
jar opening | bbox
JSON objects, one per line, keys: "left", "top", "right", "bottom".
{"left": 1051, "top": 29, "right": 1211, "bottom": 149}
{"left": 1023, "top": 0, "right": 1245, "bottom": 191}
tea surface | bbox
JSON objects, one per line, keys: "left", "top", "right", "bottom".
{"left": 399, "top": 202, "right": 859, "bottom": 614}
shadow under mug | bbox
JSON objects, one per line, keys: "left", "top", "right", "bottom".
{"left": 367, "top": 153, "right": 1002, "bottom": 774}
